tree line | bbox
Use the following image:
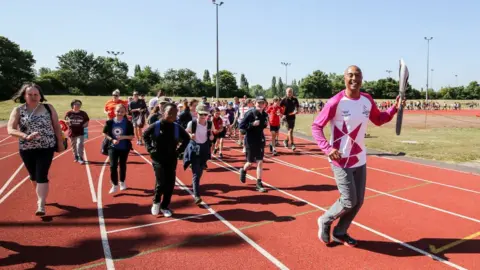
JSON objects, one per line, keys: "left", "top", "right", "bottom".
{"left": 1, "top": 36, "right": 479, "bottom": 101}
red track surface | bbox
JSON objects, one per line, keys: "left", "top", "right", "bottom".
{"left": 1, "top": 121, "right": 479, "bottom": 269}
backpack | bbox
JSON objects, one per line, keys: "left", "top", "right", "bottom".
{"left": 154, "top": 120, "right": 179, "bottom": 140}
{"left": 191, "top": 119, "right": 212, "bottom": 138}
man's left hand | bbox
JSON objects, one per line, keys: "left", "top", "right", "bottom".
{"left": 395, "top": 95, "right": 407, "bottom": 109}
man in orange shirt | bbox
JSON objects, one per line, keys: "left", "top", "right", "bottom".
{"left": 104, "top": 89, "right": 128, "bottom": 120}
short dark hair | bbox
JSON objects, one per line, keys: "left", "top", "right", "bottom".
{"left": 71, "top": 99, "right": 82, "bottom": 108}
{"left": 12, "top": 83, "right": 47, "bottom": 103}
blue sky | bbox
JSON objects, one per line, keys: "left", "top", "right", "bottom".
{"left": 1, "top": 0, "right": 478, "bottom": 91}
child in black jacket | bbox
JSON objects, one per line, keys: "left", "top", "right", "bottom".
{"left": 143, "top": 103, "right": 190, "bottom": 217}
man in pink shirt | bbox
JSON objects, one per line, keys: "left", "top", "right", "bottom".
{"left": 312, "top": 65, "right": 406, "bottom": 247}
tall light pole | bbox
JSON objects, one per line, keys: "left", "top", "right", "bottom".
{"left": 386, "top": 69, "right": 392, "bottom": 78}
{"left": 455, "top": 74, "right": 458, "bottom": 87}
{"left": 424, "top": 37, "right": 433, "bottom": 102}
{"left": 107, "top": 51, "right": 124, "bottom": 58}
{"left": 213, "top": 0, "right": 224, "bottom": 99}
{"left": 431, "top": 69, "right": 434, "bottom": 90}
{"left": 281, "top": 62, "right": 291, "bottom": 85}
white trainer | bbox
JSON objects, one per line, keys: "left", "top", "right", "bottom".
{"left": 109, "top": 185, "right": 118, "bottom": 194}
{"left": 151, "top": 203, "right": 160, "bottom": 215}
{"left": 119, "top": 182, "right": 127, "bottom": 191}
{"left": 160, "top": 208, "right": 172, "bottom": 217}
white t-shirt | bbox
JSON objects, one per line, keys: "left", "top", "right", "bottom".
{"left": 186, "top": 120, "right": 208, "bottom": 144}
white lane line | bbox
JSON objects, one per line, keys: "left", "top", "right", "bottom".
{"left": 303, "top": 150, "right": 480, "bottom": 195}
{"left": 83, "top": 149, "right": 98, "bottom": 203}
{"left": 0, "top": 134, "right": 104, "bottom": 204}
{"left": 211, "top": 157, "right": 466, "bottom": 270}
{"left": 263, "top": 153, "right": 480, "bottom": 224}
{"left": 133, "top": 150, "right": 289, "bottom": 270}
{"left": 282, "top": 131, "right": 480, "bottom": 176}
{"left": 0, "top": 152, "right": 19, "bottom": 161}
{"left": 96, "top": 156, "right": 115, "bottom": 270}
{"left": 0, "top": 136, "right": 12, "bottom": 144}
{"left": 107, "top": 213, "right": 213, "bottom": 234}
{"left": 0, "top": 141, "right": 17, "bottom": 147}
{"left": 0, "top": 164, "right": 24, "bottom": 197}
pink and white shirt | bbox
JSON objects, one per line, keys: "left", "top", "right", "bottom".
{"left": 312, "top": 90, "right": 397, "bottom": 168}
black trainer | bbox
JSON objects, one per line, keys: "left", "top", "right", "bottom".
{"left": 239, "top": 169, "right": 246, "bottom": 183}
{"left": 269, "top": 144, "right": 273, "bottom": 153}
{"left": 256, "top": 180, "right": 267, "bottom": 193}
{"left": 317, "top": 218, "right": 331, "bottom": 244}
{"left": 332, "top": 233, "right": 358, "bottom": 247}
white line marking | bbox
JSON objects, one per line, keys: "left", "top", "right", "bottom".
{"left": 0, "top": 152, "right": 19, "bottom": 161}
{"left": 107, "top": 213, "right": 213, "bottom": 234}
{"left": 97, "top": 156, "right": 115, "bottom": 269}
{"left": 211, "top": 157, "right": 466, "bottom": 270}
{"left": 133, "top": 150, "right": 289, "bottom": 270}
{"left": 282, "top": 131, "right": 480, "bottom": 176}
{"left": 263, "top": 153, "right": 480, "bottom": 224}
{"left": 0, "top": 141, "right": 17, "bottom": 147}
{"left": 0, "top": 134, "right": 104, "bottom": 204}
{"left": 0, "top": 135, "right": 12, "bottom": 144}
{"left": 0, "top": 164, "right": 24, "bottom": 196}
{"left": 83, "top": 149, "right": 98, "bottom": 203}
{"left": 304, "top": 150, "right": 480, "bottom": 195}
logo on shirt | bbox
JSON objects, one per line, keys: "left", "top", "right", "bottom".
{"left": 362, "top": 105, "right": 370, "bottom": 118}
{"left": 112, "top": 127, "right": 124, "bottom": 138}
{"left": 341, "top": 110, "right": 351, "bottom": 117}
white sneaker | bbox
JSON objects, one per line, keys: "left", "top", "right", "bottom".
{"left": 151, "top": 203, "right": 160, "bottom": 215}
{"left": 160, "top": 208, "right": 172, "bottom": 217}
{"left": 242, "top": 147, "right": 246, "bottom": 153}
{"left": 109, "top": 185, "right": 118, "bottom": 194}
{"left": 119, "top": 182, "right": 127, "bottom": 191}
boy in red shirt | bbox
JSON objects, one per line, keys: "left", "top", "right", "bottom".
{"left": 266, "top": 96, "right": 283, "bottom": 155}
{"left": 211, "top": 107, "right": 225, "bottom": 159}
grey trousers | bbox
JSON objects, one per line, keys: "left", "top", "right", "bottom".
{"left": 320, "top": 164, "right": 367, "bottom": 235}
{"left": 71, "top": 136, "right": 85, "bottom": 159}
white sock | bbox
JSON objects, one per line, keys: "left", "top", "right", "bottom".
{"left": 36, "top": 183, "right": 49, "bottom": 206}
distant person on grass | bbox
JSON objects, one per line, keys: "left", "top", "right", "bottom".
{"left": 104, "top": 89, "right": 128, "bottom": 120}
{"left": 103, "top": 104, "right": 134, "bottom": 194}
{"left": 65, "top": 99, "right": 90, "bottom": 164}
{"left": 7, "top": 83, "right": 65, "bottom": 216}
{"left": 143, "top": 103, "right": 190, "bottom": 217}
{"left": 312, "top": 65, "right": 406, "bottom": 247}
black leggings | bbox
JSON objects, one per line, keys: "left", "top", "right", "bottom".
{"left": 19, "top": 148, "right": 55, "bottom": 183}
{"left": 152, "top": 162, "right": 176, "bottom": 208}
{"left": 108, "top": 148, "right": 130, "bottom": 185}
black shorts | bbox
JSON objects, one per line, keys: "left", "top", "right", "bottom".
{"left": 245, "top": 144, "right": 264, "bottom": 163}
{"left": 213, "top": 130, "right": 226, "bottom": 144}
{"left": 285, "top": 118, "right": 295, "bottom": 129}
{"left": 270, "top": 125, "right": 280, "bottom": 132}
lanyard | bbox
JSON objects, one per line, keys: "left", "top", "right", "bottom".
{"left": 25, "top": 103, "right": 40, "bottom": 121}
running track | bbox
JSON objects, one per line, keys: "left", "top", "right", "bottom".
{"left": 0, "top": 121, "right": 479, "bottom": 269}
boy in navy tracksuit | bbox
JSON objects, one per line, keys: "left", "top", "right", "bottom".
{"left": 143, "top": 103, "right": 190, "bottom": 217}
{"left": 238, "top": 96, "right": 268, "bottom": 193}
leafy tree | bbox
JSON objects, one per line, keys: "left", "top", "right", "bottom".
{"left": 0, "top": 36, "right": 36, "bottom": 100}
{"left": 299, "top": 70, "right": 332, "bottom": 98}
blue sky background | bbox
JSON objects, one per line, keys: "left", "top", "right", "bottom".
{"left": 1, "top": 0, "right": 478, "bottom": 91}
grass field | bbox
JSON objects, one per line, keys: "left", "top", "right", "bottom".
{"left": 1, "top": 95, "right": 479, "bottom": 163}
{"left": 293, "top": 113, "right": 480, "bottom": 163}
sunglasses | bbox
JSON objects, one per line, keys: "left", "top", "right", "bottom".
{"left": 113, "top": 95, "right": 119, "bottom": 97}
{"left": 199, "top": 113, "right": 208, "bottom": 116}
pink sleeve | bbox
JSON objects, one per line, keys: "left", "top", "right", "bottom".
{"left": 311, "top": 96, "right": 340, "bottom": 155}
{"left": 364, "top": 93, "right": 397, "bottom": 126}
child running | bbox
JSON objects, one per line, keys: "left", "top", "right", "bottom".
{"left": 102, "top": 104, "right": 135, "bottom": 194}
{"left": 65, "top": 99, "right": 90, "bottom": 164}
{"left": 211, "top": 107, "right": 225, "bottom": 159}
{"left": 184, "top": 104, "right": 213, "bottom": 204}
{"left": 143, "top": 102, "right": 190, "bottom": 217}
{"left": 238, "top": 96, "right": 268, "bottom": 193}
{"left": 266, "top": 96, "right": 283, "bottom": 155}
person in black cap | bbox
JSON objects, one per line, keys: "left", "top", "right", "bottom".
{"left": 238, "top": 96, "right": 268, "bottom": 193}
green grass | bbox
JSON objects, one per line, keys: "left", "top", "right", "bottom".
{"left": 293, "top": 114, "right": 480, "bottom": 163}
{"left": 2, "top": 95, "right": 479, "bottom": 163}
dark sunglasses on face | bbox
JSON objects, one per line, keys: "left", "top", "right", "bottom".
{"left": 199, "top": 113, "right": 208, "bottom": 116}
